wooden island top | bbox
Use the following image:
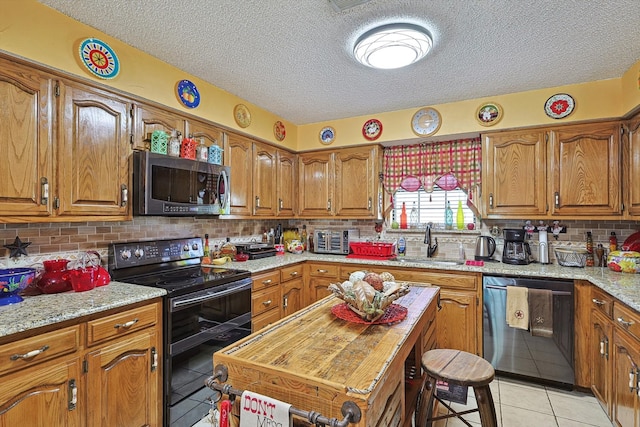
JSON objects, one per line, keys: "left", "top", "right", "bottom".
{"left": 213, "top": 284, "right": 439, "bottom": 427}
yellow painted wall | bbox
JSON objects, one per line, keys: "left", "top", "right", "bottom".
{"left": 2, "top": 0, "right": 638, "bottom": 153}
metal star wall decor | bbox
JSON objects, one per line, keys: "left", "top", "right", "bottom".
{"left": 3, "top": 236, "right": 31, "bottom": 258}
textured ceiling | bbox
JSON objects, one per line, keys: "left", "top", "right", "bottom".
{"left": 38, "top": 0, "right": 640, "bottom": 125}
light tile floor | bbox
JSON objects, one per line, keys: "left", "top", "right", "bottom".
{"left": 431, "top": 376, "right": 613, "bottom": 427}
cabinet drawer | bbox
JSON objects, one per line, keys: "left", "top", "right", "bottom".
{"left": 252, "top": 308, "right": 281, "bottom": 333}
{"left": 392, "top": 269, "right": 477, "bottom": 290}
{"left": 613, "top": 302, "right": 640, "bottom": 342}
{"left": 590, "top": 287, "right": 614, "bottom": 319}
{"left": 252, "top": 270, "right": 280, "bottom": 291}
{"left": 0, "top": 325, "right": 80, "bottom": 376}
{"left": 252, "top": 286, "right": 280, "bottom": 317}
{"left": 86, "top": 303, "right": 158, "bottom": 347}
{"left": 280, "top": 264, "right": 303, "bottom": 282}
{"left": 307, "top": 263, "right": 338, "bottom": 277}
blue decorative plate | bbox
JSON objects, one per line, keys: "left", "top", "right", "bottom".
{"left": 319, "top": 126, "right": 336, "bottom": 145}
{"left": 176, "top": 79, "right": 201, "bottom": 108}
{"left": 79, "top": 38, "right": 120, "bottom": 79}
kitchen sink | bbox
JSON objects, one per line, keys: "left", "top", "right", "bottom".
{"left": 393, "top": 258, "right": 463, "bottom": 266}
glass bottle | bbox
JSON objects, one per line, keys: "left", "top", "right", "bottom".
{"left": 409, "top": 202, "right": 419, "bottom": 228}
{"left": 456, "top": 200, "right": 464, "bottom": 230}
{"left": 609, "top": 232, "right": 617, "bottom": 253}
{"left": 203, "top": 234, "right": 211, "bottom": 263}
{"left": 168, "top": 130, "right": 181, "bottom": 157}
{"left": 445, "top": 201, "right": 453, "bottom": 230}
{"left": 400, "top": 202, "right": 408, "bottom": 229}
{"left": 196, "top": 137, "right": 208, "bottom": 162}
{"left": 301, "top": 225, "right": 308, "bottom": 251}
{"left": 586, "top": 231, "right": 594, "bottom": 267}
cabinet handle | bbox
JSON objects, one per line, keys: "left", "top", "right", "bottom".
{"left": 554, "top": 192, "right": 560, "bottom": 208}
{"left": 592, "top": 298, "right": 606, "bottom": 306}
{"left": 317, "top": 269, "right": 328, "bottom": 273}
{"left": 255, "top": 196, "right": 260, "bottom": 208}
{"left": 368, "top": 197, "right": 372, "bottom": 210}
{"left": 599, "top": 337, "right": 609, "bottom": 359}
{"left": 262, "top": 279, "right": 272, "bottom": 285}
{"left": 289, "top": 271, "right": 298, "bottom": 277}
{"left": 489, "top": 193, "right": 493, "bottom": 209}
{"left": 629, "top": 369, "right": 638, "bottom": 393}
{"left": 121, "top": 184, "right": 128, "bottom": 207}
{"left": 617, "top": 316, "right": 635, "bottom": 328}
{"left": 68, "top": 379, "right": 77, "bottom": 410}
{"left": 262, "top": 300, "right": 272, "bottom": 306}
{"left": 10, "top": 345, "right": 50, "bottom": 360}
{"left": 114, "top": 318, "right": 139, "bottom": 329}
{"left": 599, "top": 340, "right": 605, "bottom": 356}
{"left": 41, "top": 177, "right": 49, "bottom": 205}
{"left": 279, "top": 198, "right": 283, "bottom": 210}
{"left": 151, "top": 347, "right": 158, "bottom": 372}
{"left": 327, "top": 198, "right": 331, "bottom": 211}
{"left": 283, "top": 295, "right": 288, "bottom": 310}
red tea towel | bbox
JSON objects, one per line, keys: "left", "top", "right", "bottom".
{"left": 529, "top": 288, "right": 553, "bottom": 337}
{"left": 506, "top": 286, "right": 529, "bottom": 330}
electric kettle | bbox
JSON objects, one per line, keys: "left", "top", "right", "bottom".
{"left": 475, "top": 236, "right": 496, "bottom": 260}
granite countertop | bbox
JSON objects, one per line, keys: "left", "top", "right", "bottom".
{"left": 0, "top": 281, "right": 166, "bottom": 339}
{"left": 228, "top": 253, "right": 640, "bottom": 312}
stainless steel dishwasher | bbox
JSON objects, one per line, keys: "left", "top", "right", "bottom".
{"left": 483, "top": 275, "right": 574, "bottom": 387}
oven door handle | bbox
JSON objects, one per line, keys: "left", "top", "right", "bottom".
{"left": 172, "top": 282, "right": 251, "bottom": 310}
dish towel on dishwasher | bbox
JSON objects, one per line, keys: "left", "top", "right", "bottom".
{"left": 528, "top": 288, "right": 554, "bottom": 337}
{"left": 239, "top": 390, "right": 292, "bottom": 427}
{"left": 506, "top": 286, "right": 529, "bottom": 330}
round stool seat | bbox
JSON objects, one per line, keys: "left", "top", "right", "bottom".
{"left": 422, "top": 349, "right": 494, "bottom": 386}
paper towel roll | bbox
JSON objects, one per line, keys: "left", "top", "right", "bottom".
{"left": 539, "top": 230, "right": 549, "bottom": 264}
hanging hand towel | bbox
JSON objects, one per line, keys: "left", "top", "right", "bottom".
{"left": 506, "top": 286, "right": 529, "bottom": 330}
{"left": 529, "top": 288, "right": 553, "bottom": 337}
{"left": 239, "top": 390, "right": 292, "bottom": 427}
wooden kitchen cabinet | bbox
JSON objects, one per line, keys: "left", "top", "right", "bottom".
{"left": 131, "top": 102, "right": 186, "bottom": 151}
{"left": 305, "top": 262, "right": 339, "bottom": 305}
{"left": 280, "top": 264, "right": 304, "bottom": 317}
{"left": 251, "top": 270, "right": 281, "bottom": 331}
{"left": 591, "top": 309, "right": 613, "bottom": 415}
{"left": 298, "top": 151, "right": 333, "bottom": 217}
{"left": 0, "top": 300, "right": 162, "bottom": 427}
{"left": 625, "top": 111, "right": 640, "bottom": 217}
{"left": 276, "top": 149, "right": 297, "bottom": 216}
{"left": 225, "top": 133, "right": 254, "bottom": 216}
{"left": 612, "top": 328, "right": 640, "bottom": 427}
{"left": 57, "top": 81, "right": 131, "bottom": 218}
{"left": 253, "top": 142, "right": 278, "bottom": 216}
{"left": 482, "top": 130, "right": 548, "bottom": 217}
{"left": 185, "top": 118, "right": 224, "bottom": 150}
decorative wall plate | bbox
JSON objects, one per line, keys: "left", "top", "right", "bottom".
{"left": 411, "top": 107, "right": 441, "bottom": 136}
{"left": 78, "top": 38, "right": 120, "bottom": 79}
{"left": 362, "top": 118, "right": 383, "bottom": 141}
{"left": 234, "top": 104, "right": 251, "bottom": 128}
{"left": 176, "top": 79, "right": 200, "bottom": 108}
{"left": 544, "top": 93, "right": 575, "bottom": 119}
{"left": 475, "top": 102, "right": 503, "bottom": 126}
{"left": 319, "top": 126, "right": 336, "bottom": 145}
{"left": 274, "top": 121, "right": 286, "bottom": 141}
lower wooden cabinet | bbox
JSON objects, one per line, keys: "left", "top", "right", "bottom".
{"left": 251, "top": 270, "right": 281, "bottom": 332}
{"left": 612, "top": 330, "right": 640, "bottom": 427}
{"left": 590, "top": 309, "right": 613, "bottom": 414}
{"left": 0, "top": 300, "right": 162, "bottom": 427}
{"left": 306, "top": 263, "right": 338, "bottom": 305}
{"left": 280, "top": 264, "right": 304, "bottom": 317}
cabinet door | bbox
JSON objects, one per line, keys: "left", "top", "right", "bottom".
{"left": 253, "top": 142, "right": 277, "bottom": 216}
{"left": 185, "top": 118, "right": 223, "bottom": 148}
{"left": 276, "top": 149, "right": 297, "bottom": 216}
{"left": 225, "top": 133, "right": 253, "bottom": 216}
{"left": 0, "top": 59, "right": 54, "bottom": 217}
{"left": 482, "top": 130, "right": 547, "bottom": 217}
{"left": 0, "top": 357, "right": 82, "bottom": 426}
{"left": 282, "top": 277, "right": 304, "bottom": 318}
{"left": 298, "top": 151, "right": 333, "bottom": 217}
{"left": 550, "top": 122, "right": 622, "bottom": 216}
{"left": 612, "top": 331, "right": 640, "bottom": 427}
{"left": 437, "top": 289, "right": 478, "bottom": 355}
{"left": 334, "top": 146, "right": 378, "bottom": 217}
{"left": 86, "top": 329, "right": 160, "bottom": 427}
{"left": 57, "top": 82, "right": 130, "bottom": 218}
{"left": 591, "top": 310, "right": 613, "bottom": 415}
{"left": 132, "top": 103, "right": 186, "bottom": 151}
{"left": 626, "top": 113, "right": 640, "bottom": 217}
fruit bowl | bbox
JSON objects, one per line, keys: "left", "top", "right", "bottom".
{"left": 0, "top": 268, "right": 36, "bottom": 306}
{"left": 607, "top": 250, "right": 640, "bottom": 273}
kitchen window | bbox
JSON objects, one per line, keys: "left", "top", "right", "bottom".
{"left": 391, "top": 187, "right": 474, "bottom": 229}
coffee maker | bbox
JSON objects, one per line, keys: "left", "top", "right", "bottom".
{"left": 502, "top": 228, "right": 532, "bottom": 265}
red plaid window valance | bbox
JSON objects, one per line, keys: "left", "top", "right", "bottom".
{"left": 383, "top": 137, "right": 482, "bottom": 194}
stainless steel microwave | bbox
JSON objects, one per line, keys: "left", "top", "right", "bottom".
{"left": 133, "top": 151, "right": 230, "bottom": 216}
{"left": 313, "top": 229, "right": 360, "bottom": 255}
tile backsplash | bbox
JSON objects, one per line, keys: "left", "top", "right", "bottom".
{"left": 0, "top": 217, "right": 638, "bottom": 267}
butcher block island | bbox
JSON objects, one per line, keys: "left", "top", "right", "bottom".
{"left": 212, "top": 284, "right": 439, "bottom": 427}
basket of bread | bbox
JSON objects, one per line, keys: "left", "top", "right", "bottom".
{"left": 327, "top": 271, "right": 410, "bottom": 322}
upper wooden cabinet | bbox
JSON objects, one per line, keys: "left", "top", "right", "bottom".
{"left": 253, "top": 142, "right": 278, "bottom": 216}
{"left": 482, "top": 121, "right": 622, "bottom": 219}
{"left": 185, "top": 118, "right": 223, "bottom": 148}
{"left": 298, "top": 146, "right": 379, "bottom": 218}
{"left": 225, "top": 133, "right": 254, "bottom": 216}
{"left": 0, "top": 59, "right": 55, "bottom": 218}
{"left": 625, "top": 111, "right": 640, "bottom": 217}
{"left": 57, "top": 82, "right": 131, "bottom": 218}
{"left": 276, "top": 149, "right": 297, "bottom": 217}
{"left": 482, "top": 130, "right": 548, "bottom": 217}
{"left": 131, "top": 103, "right": 186, "bottom": 151}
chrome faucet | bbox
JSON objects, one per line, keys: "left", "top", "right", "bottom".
{"left": 424, "top": 222, "right": 438, "bottom": 257}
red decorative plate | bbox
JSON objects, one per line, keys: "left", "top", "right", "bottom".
{"left": 362, "top": 118, "right": 382, "bottom": 141}
{"left": 544, "top": 93, "right": 575, "bottom": 119}
{"left": 331, "top": 302, "right": 407, "bottom": 325}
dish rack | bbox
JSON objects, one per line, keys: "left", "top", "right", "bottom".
{"left": 554, "top": 247, "right": 587, "bottom": 267}
{"left": 347, "top": 241, "right": 397, "bottom": 260}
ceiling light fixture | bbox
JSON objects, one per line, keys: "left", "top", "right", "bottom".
{"left": 354, "top": 23, "right": 432, "bottom": 70}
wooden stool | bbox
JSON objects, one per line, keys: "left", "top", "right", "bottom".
{"left": 415, "top": 349, "right": 497, "bottom": 427}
